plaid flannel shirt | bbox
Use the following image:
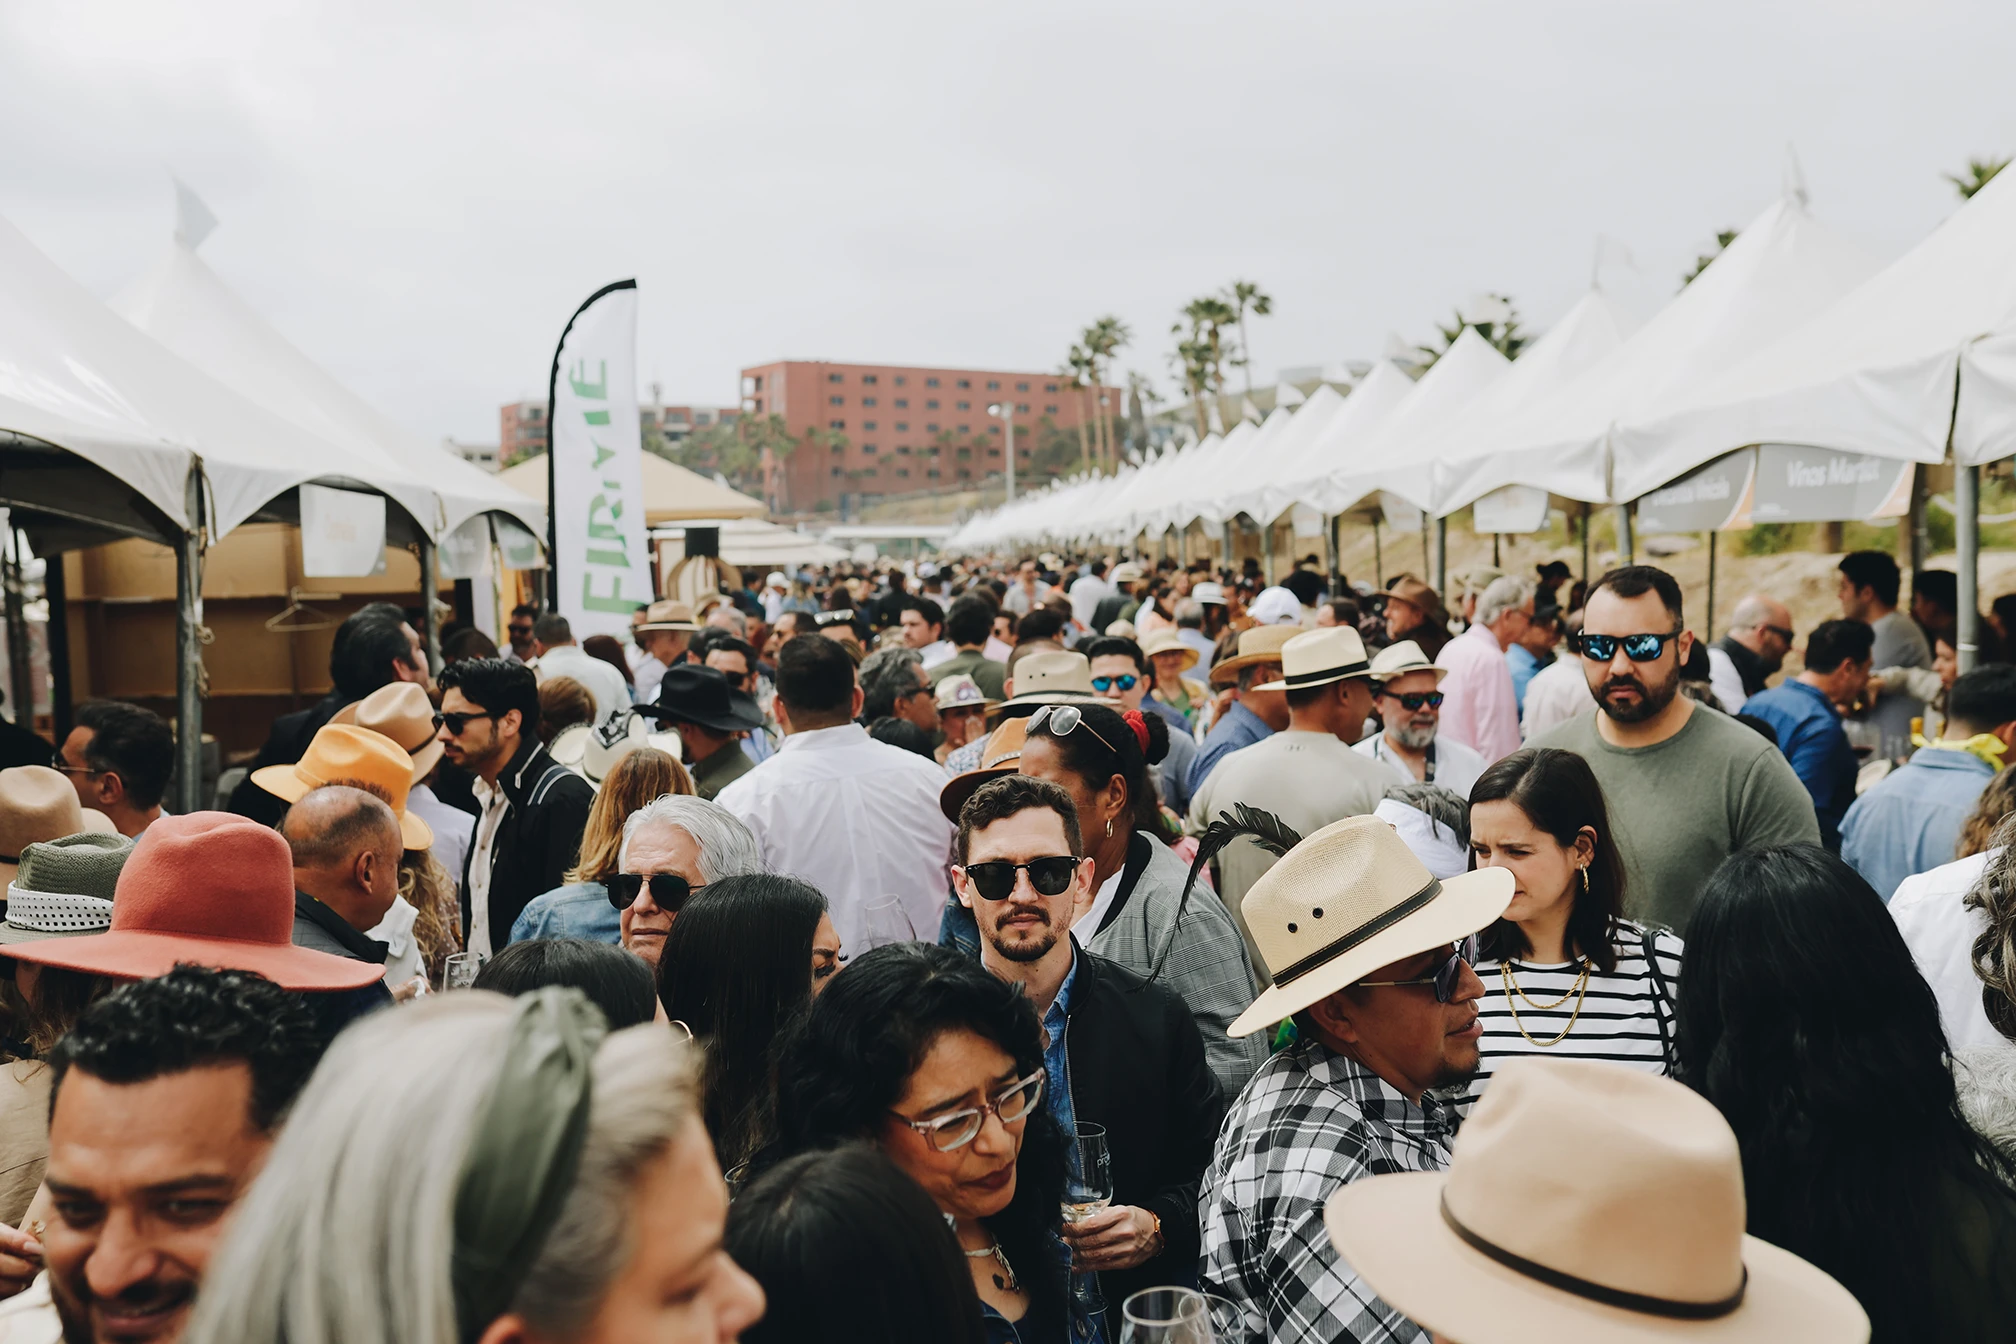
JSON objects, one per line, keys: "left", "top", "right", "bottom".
{"left": 1200, "top": 1037, "right": 1454, "bottom": 1343}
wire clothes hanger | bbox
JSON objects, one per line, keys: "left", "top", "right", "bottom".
{"left": 265, "top": 587, "right": 342, "bottom": 633}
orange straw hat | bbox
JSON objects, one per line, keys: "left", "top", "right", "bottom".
{"left": 250, "top": 724, "right": 434, "bottom": 851}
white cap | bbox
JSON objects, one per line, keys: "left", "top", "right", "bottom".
{"left": 1193, "top": 581, "right": 1227, "bottom": 605}
{"left": 765, "top": 572, "right": 789, "bottom": 589}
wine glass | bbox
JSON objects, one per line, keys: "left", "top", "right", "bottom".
{"left": 441, "top": 952, "right": 485, "bottom": 990}
{"left": 1063, "top": 1124, "right": 1114, "bottom": 1332}
{"left": 853, "top": 895, "right": 918, "bottom": 955}
{"left": 1196, "top": 1292, "right": 1253, "bottom": 1344}
{"left": 1119, "top": 1288, "right": 1211, "bottom": 1344}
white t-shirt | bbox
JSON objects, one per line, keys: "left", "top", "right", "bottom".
{"left": 1353, "top": 732, "right": 1486, "bottom": 800}
{"left": 1891, "top": 849, "right": 2003, "bottom": 1053}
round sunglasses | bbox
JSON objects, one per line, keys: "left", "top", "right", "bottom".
{"left": 604, "top": 872, "right": 705, "bottom": 912}
{"left": 962, "top": 855, "right": 1078, "bottom": 902}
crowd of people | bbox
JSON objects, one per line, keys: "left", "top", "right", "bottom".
{"left": 0, "top": 542, "right": 2014, "bottom": 1342}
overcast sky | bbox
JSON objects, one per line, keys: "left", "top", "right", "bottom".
{"left": 4, "top": 1, "right": 2012, "bottom": 446}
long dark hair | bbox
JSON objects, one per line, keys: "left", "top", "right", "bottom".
{"left": 1469, "top": 748, "right": 1625, "bottom": 972}
{"left": 658, "top": 874, "right": 828, "bottom": 1172}
{"left": 471, "top": 937, "right": 656, "bottom": 1029}
{"left": 1678, "top": 844, "right": 2016, "bottom": 1338}
{"left": 1025, "top": 700, "right": 1169, "bottom": 834}
{"left": 726, "top": 1142, "right": 987, "bottom": 1344}
{"left": 770, "top": 943, "right": 1069, "bottom": 1341}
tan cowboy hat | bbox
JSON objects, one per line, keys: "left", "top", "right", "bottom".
{"left": 249, "top": 725, "right": 434, "bottom": 852}
{"left": 635, "top": 599, "right": 702, "bottom": 633}
{"left": 1139, "top": 628, "right": 1200, "bottom": 675}
{"left": 1229, "top": 813, "right": 1511, "bottom": 1037}
{"left": 0, "top": 766, "right": 115, "bottom": 883}
{"left": 332, "top": 682, "right": 444, "bottom": 783}
{"left": 939, "top": 719, "right": 1029, "bottom": 824}
{"left": 997, "top": 651, "right": 1099, "bottom": 714}
{"left": 1251, "top": 626, "right": 1372, "bottom": 693}
{"left": 1366, "top": 639, "right": 1449, "bottom": 687}
{"left": 1384, "top": 572, "right": 1447, "bottom": 621}
{"left": 1110, "top": 561, "right": 1146, "bottom": 584}
{"left": 1326, "top": 1059, "right": 1870, "bottom": 1344}
{"left": 1207, "top": 624, "right": 1301, "bottom": 687}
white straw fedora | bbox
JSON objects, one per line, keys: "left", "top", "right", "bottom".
{"left": 1366, "top": 639, "right": 1449, "bottom": 687}
{"left": 1229, "top": 814, "right": 1512, "bottom": 1037}
{"left": 1326, "top": 1058, "right": 1870, "bottom": 1344}
{"left": 1207, "top": 624, "right": 1301, "bottom": 687}
{"left": 997, "top": 651, "right": 1099, "bottom": 714}
{"left": 1251, "top": 626, "right": 1372, "bottom": 693}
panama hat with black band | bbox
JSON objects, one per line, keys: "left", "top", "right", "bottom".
{"left": 1206, "top": 624, "right": 1302, "bottom": 688}
{"left": 1250, "top": 626, "right": 1373, "bottom": 693}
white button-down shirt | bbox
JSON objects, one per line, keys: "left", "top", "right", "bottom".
{"left": 466, "top": 774, "right": 512, "bottom": 959}
{"left": 715, "top": 723, "right": 954, "bottom": 959}
{"left": 1891, "top": 848, "right": 2002, "bottom": 1052}
{"left": 533, "top": 644, "right": 632, "bottom": 722}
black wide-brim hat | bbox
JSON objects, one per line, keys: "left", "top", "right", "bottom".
{"left": 641, "top": 664, "right": 768, "bottom": 734}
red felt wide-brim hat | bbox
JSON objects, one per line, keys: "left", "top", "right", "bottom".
{"left": 0, "top": 811, "right": 385, "bottom": 992}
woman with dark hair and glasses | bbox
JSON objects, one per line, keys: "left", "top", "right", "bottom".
{"left": 727, "top": 1142, "right": 988, "bottom": 1344}
{"left": 658, "top": 874, "right": 839, "bottom": 1175}
{"left": 1679, "top": 844, "right": 2016, "bottom": 1341}
{"left": 1018, "top": 700, "right": 1264, "bottom": 1098}
{"left": 1454, "top": 748, "right": 1681, "bottom": 1115}
{"left": 769, "top": 942, "right": 1088, "bottom": 1343}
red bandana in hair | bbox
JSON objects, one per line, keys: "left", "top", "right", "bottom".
{"left": 1122, "top": 709, "right": 1150, "bottom": 752}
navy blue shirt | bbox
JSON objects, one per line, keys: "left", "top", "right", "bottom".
{"left": 1742, "top": 678, "right": 1858, "bottom": 852}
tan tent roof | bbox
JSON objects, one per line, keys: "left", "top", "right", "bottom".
{"left": 500, "top": 451, "right": 766, "bottom": 524}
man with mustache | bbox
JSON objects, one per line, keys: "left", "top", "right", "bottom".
{"left": 1529, "top": 565, "right": 1817, "bottom": 931}
{"left": 18, "top": 967, "right": 324, "bottom": 1344}
{"left": 952, "top": 774, "right": 1223, "bottom": 1313}
{"left": 1354, "top": 641, "right": 1486, "bottom": 800}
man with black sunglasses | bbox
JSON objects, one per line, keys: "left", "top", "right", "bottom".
{"left": 612, "top": 793, "right": 764, "bottom": 967}
{"left": 1354, "top": 640, "right": 1485, "bottom": 799}
{"left": 1529, "top": 566, "right": 1817, "bottom": 931}
{"left": 953, "top": 774, "right": 1223, "bottom": 1314}
{"left": 1705, "top": 592, "right": 1796, "bottom": 713}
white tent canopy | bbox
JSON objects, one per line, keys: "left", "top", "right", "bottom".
{"left": 1187, "top": 407, "right": 1296, "bottom": 530}
{"left": 1437, "top": 194, "right": 1881, "bottom": 514}
{"left": 1612, "top": 168, "right": 2016, "bottom": 498}
{"left": 114, "top": 216, "right": 545, "bottom": 542}
{"left": 1232, "top": 362, "right": 1416, "bottom": 527}
{"left": 1209, "top": 384, "right": 1354, "bottom": 527}
{"left": 1318, "top": 326, "right": 1511, "bottom": 517}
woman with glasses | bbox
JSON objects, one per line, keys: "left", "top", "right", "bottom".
{"left": 659, "top": 874, "right": 839, "bottom": 1176}
{"left": 506, "top": 747, "right": 692, "bottom": 945}
{"left": 769, "top": 942, "right": 1088, "bottom": 1343}
{"left": 1455, "top": 747, "right": 1681, "bottom": 1116}
{"left": 1019, "top": 700, "right": 1265, "bottom": 1099}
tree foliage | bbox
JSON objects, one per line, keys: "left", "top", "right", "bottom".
{"left": 1947, "top": 156, "right": 2010, "bottom": 200}
{"left": 1681, "top": 229, "right": 1739, "bottom": 289}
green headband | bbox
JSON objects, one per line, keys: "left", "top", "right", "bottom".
{"left": 451, "top": 987, "right": 608, "bottom": 1343}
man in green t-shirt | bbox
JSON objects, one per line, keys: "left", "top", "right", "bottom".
{"left": 1529, "top": 565, "right": 1818, "bottom": 931}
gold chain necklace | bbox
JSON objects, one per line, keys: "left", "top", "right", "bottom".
{"left": 1500, "top": 959, "right": 1592, "bottom": 1047}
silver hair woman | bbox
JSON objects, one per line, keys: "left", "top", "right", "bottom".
{"left": 183, "top": 990, "right": 765, "bottom": 1344}
{"left": 619, "top": 793, "right": 764, "bottom": 877}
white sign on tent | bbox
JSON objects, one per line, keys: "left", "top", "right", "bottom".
{"left": 299, "top": 483, "right": 387, "bottom": 577}
{"left": 550, "top": 281, "right": 649, "bottom": 639}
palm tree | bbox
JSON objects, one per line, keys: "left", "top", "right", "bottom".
{"left": 1084, "top": 315, "right": 1132, "bottom": 471}
{"left": 1681, "top": 230, "right": 1738, "bottom": 289}
{"left": 1181, "top": 295, "right": 1238, "bottom": 429}
{"left": 1947, "top": 156, "right": 2010, "bottom": 200}
{"left": 1410, "top": 294, "right": 1528, "bottom": 372}
{"left": 1169, "top": 329, "right": 1215, "bottom": 440}
{"left": 1060, "top": 344, "right": 1096, "bottom": 473}
{"left": 1224, "top": 280, "right": 1273, "bottom": 395}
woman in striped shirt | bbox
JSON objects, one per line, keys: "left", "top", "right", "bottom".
{"left": 1451, "top": 747, "right": 1681, "bottom": 1116}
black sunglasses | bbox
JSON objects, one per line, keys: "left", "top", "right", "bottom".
{"left": 1358, "top": 937, "right": 1479, "bottom": 1003}
{"left": 604, "top": 872, "right": 705, "bottom": 912}
{"left": 433, "top": 710, "right": 495, "bottom": 735}
{"left": 1572, "top": 629, "right": 1683, "bottom": 664}
{"left": 963, "top": 856, "right": 1078, "bottom": 902}
{"left": 1382, "top": 690, "right": 1445, "bottom": 712}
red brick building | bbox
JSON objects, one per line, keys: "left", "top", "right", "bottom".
{"left": 739, "top": 360, "right": 1120, "bottom": 514}
{"left": 499, "top": 398, "right": 740, "bottom": 467}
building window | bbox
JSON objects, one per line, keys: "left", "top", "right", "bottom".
{"left": 1016, "top": 402, "right": 1030, "bottom": 413}
{"left": 956, "top": 401, "right": 970, "bottom": 411}
{"left": 862, "top": 374, "right": 878, "bottom": 385}
{"left": 956, "top": 447, "right": 972, "bottom": 460}
{"left": 896, "top": 445, "right": 911, "bottom": 454}
{"left": 829, "top": 395, "right": 844, "bottom": 406}
{"left": 695, "top": 411, "right": 713, "bottom": 425}
{"left": 831, "top": 465, "right": 843, "bottom": 476}
{"left": 830, "top": 443, "right": 844, "bottom": 455}
{"left": 895, "top": 421, "right": 909, "bottom": 431}
{"left": 1045, "top": 405, "right": 1059, "bottom": 415}
{"left": 988, "top": 447, "right": 1001, "bottom": 456}
{"left": 862, "top": 397, "right": 877, "bottom": 407}
{"left": 895, "top": 375, "right": 907, "bottom": 386}
{"left": 928, "top": 468, "right": 941, "bottom": 478}
{"left": 926, "top": 399, "right": 939, "bottom": 410}
{"left": 925, "top": 444, "right": 940, "bottom": 456}
{"left": 957, "top": 467, "right": 971, "bottom": 478}
{"left": 865, "top": 467, "right": 878, "bottom": 476}
{"left": 863, "top": 421, "right": 877, "bottom": 430}
{"left": 926, "top": 376, "right": 940, "bottom": 388}
{"left": 895, "top": 398, "right": 908, "bottom": 408}
{"left": 958, "top": 424, "right": 970, "bottom": 434}
{"left": 986, "top": 380, "right": 1000, "bottom": 390}
{"left": 1016, "top": 381, "right": 1030, "bottom": 392}
{"left": 827, "top": 373, "right": 843, "bottom": 384}
{"left": 829, "top": 419, "right": 845, "bottom": 430}
{"left": 926, "top": 423, "right": 939, "bottom": 433}
{"left": 1045, "top": 382, "right": 1058, "bottom": 393}
{"left": 988, "top": 424, "right": 1000, "bottom": 434}
{"left": 957, "top": 378, "right": 971, "bottom": 389}
{"left": 863, "top": 443, "right": 878, "bottom": 454}
{"left": 897, "top": 467, "right": 910, "bottom": 478}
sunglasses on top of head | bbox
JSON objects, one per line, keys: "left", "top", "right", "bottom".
{"left": 604, "top": 872, "right": 705, "bottom": 912}
{"left": 1358, "top": 936, "right": 1480, "bottom": 1003}
{"left": 962, "top": 856, "right": 1079, "bottom": 902}
{"left": 1572, "top": 629, "right": 1683, "bottom": 663}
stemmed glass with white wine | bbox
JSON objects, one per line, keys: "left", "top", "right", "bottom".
{"left": 1063, "top": 1123, "right": 1114, "bottom": 1337}
{"left": 1118, "top": 1287, "right": 1214, "bottom": 1343}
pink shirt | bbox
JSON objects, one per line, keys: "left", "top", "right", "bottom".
{"left": 1437, "top": 622, "right": 1522, "bottom": 766}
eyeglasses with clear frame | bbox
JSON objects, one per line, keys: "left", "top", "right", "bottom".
{"left": 889, "top": 1069, "right": 1046, "bottom": 1152}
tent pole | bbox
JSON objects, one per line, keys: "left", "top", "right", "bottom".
{"left": 418, "top": 536, "right": 443, "bottom": 676}
{"left": 1220, "top": 523, "right": 1233, "bottom": 575}
{"left": 2, "top": 532, "right": 28, "bottom": 736}
{"left": 1260, "top": 517, "right": 1274, "bottom": 585}
{"left": 1958, "top": 465, "right": 1981, "bottom": 674}
{"left": 1492, "top": 533, "right": 1501, "bottom": 567}
{"left": 1326, "top": 514, "right": 1341, "bottom": 592}
{"left": 1580, "top": 503, "right": 1591, "bottom": 585}
{"left": 45, "top": 549, "right": 71, "bottom": 745}
{"left": 1420, "top": 522, "right": 1430, "bottom": 580}
{"left": 1373, "top": 517, "right": 1384, "bottom": 588}
{"left": 1617, "top": 504, "right": 1635, "bottom": 565}
{"left": 1435, "top": 517, "right": 1449, "bottom": 609}
{"left": 1705, "top": 531, "right": 1717, "bottom": 636}
{"left": 1908, "top": 464, "right": 1928, "bottom": 575}
{"left": 175, "top": 464, "right": 206, "bottom": 815}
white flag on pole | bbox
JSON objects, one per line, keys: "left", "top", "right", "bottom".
{"left": 550, "top": 281, "right": 649, "bottom": 640}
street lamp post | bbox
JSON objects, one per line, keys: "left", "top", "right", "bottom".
{"left": 989, "top": 402, "right": 1017, "bottom": 502}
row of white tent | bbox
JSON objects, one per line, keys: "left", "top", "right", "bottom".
{"left": 0, "top": 188, "right": 549, "bottom": 806}
{"left": 949, "top": 160, "right": 2016, "bottom": 554}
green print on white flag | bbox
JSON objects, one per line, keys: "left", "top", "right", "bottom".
{"left": 551, "top": 280, "right": 649, "bottom": 638}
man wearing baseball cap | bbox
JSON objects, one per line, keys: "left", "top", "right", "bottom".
{"left": 1200, "top": 814, "right": 1513, "bottom": 1342}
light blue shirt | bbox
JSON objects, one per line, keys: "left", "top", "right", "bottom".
{"left": 1188, "top": 701, "right": 1273, "bottom": 797}
{"left": 508, "top": 881, "right": 622, "bottom": 945}
{"left": 1041, "top": 947, "right": 1081, "bottom": 1155}
{"left": 1842, "top": 748, "right": 1997, "bottom": 902}
{"left": 1506, "top": 643, "right": 1551, "bottom": 715}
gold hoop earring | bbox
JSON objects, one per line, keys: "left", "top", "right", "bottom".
{"left": 1105, "top": 817, "right": 1114, "bottom": 838}
{"left": 1580, "top": 865, "right": 1590, "bottom": 892}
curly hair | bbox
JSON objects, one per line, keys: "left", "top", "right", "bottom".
{"left": 398, "top": 851, "right": 463, "bottom": 986}
{"left": 1959, "top": 769, "right": 2016, "bottom": 860}
{"left": 1967, "top": 812, "right": 2016, "bottom": 1040}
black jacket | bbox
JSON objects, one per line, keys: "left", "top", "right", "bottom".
{"left": 1063, "top": 945, "right": 1226, "bottom": 1308}
{"left": 462, "top": 738, "right": 595, "bottom": 951}
{"left": 227, "top": 689, "right": 352, "bottom": 827}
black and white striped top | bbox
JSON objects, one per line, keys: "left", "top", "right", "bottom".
{"left": 1451, "top": 922, "right": 1683, "bottom": 1117}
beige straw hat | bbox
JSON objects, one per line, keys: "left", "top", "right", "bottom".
{"left": 1251, "top": 626, "right": 1373, "bottom": 693}
{"left": 1207, "top": 624, "right": 1302, "bottom": 687}
{"left": 332, "top": 681, "right": 444, "bottom": 783}
{"left": 1326, "top": 1058, "right": 1870, "bottom": 1344}
{"left": 1366, "top": 639, "right": 1449, "bottom": 686}
{"left": 1139, "top": 628, "right": 1200, "bottom": 675}
{"left": 997, "top": 651, "right": 1099, "bottom": 714}
{"left": 1229, "top": 813, "right": 1512, "bottom": 1037}
{"left": 0, "top": 766, "right": 115, "bottom": 884}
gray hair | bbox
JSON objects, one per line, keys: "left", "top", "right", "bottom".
{"left": 706, "top": 605, "right": 748, "bottom": 637}
{"left": 618, "top": 793, "right": 764, "bottom": 878}
{"left": 1174, "top": 598, "right": 1204, "bottom": 630}
{"left": 1476, "top": 575, "right": 1535, "bottom": 628}
{"left": 1381, "top": 781, "right": 1471, "bottom": 848}
{"left": 1727, "top": 594, "right": 1778, "bottom": 636}
{"left": 182, "top": 996, "right": 700, "bottom": 1344}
